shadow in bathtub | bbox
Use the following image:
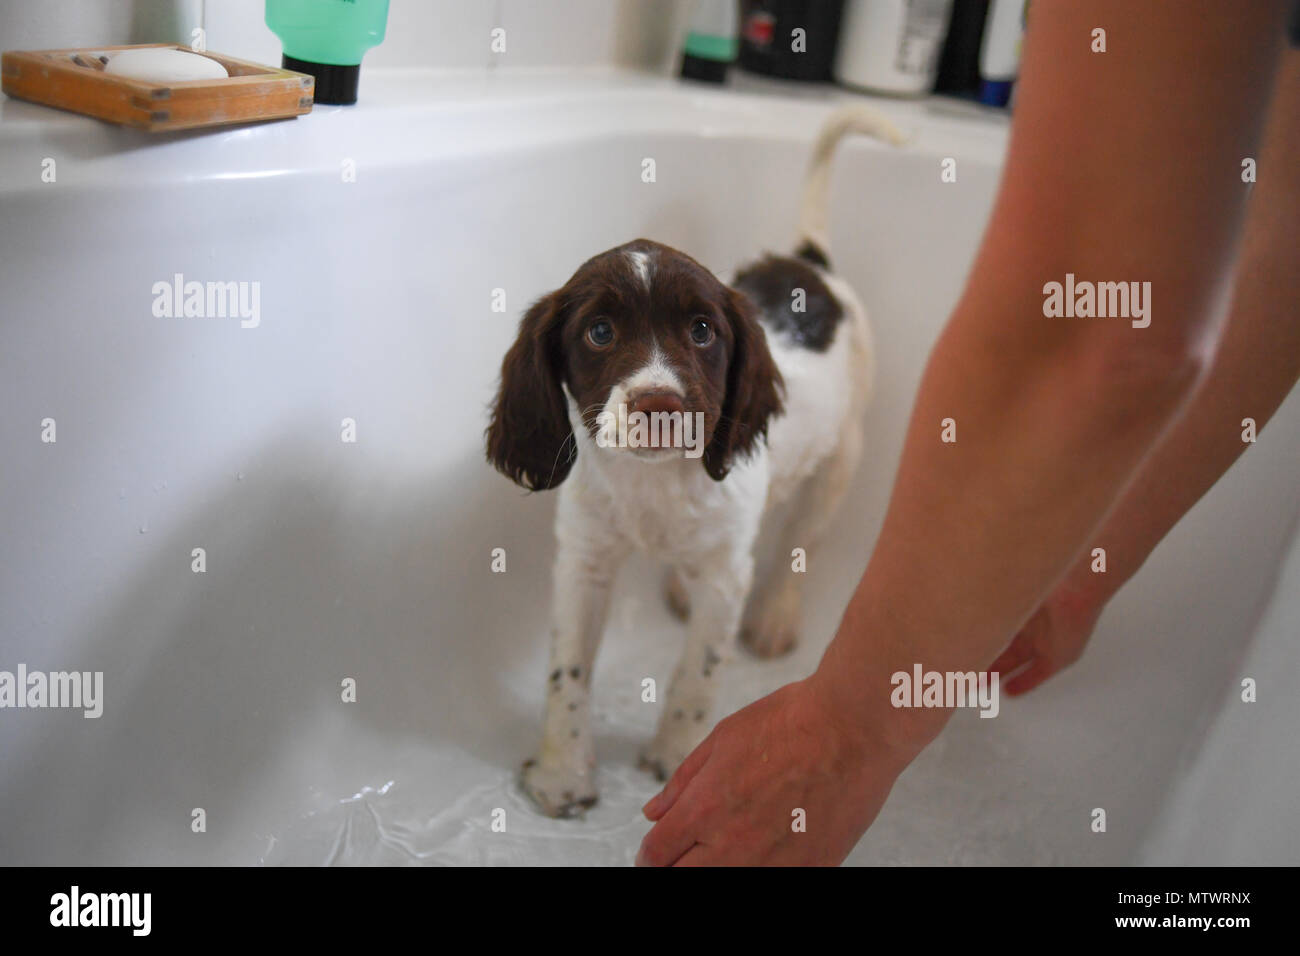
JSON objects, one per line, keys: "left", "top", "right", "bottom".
{"left": 0, "top": 427, "right": 584, "bottom": 863}
{"left": 0, "top": 405, "right": 900, "bottom": 865}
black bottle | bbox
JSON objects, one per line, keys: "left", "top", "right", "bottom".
{"left": 738, "top": 0, "right": 846, "bottom": 82}
{"left": 933, "top": 0, "right": 989, "bottom": 97}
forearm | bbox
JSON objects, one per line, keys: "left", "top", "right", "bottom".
{"left": 813, "top": 0, "right": 1288, "bottom": 760}
{"left": 1059, "top": 55, "right": 1300, "bottom": 607}
{"left": 819, "top": 295, "right": 1201, "bottom": 756}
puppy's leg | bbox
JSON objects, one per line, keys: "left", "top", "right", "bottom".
{"left": 521, "top": 532, "right": 623, "bottom": 818}
{"left": 662, "top": 565, "right": 691, "bottom": 621}
{"left": 741, "top": 425, "right": 862, "bottom": 658}
{"left": 640, "top": 552, "right": 753, "bottom": 780}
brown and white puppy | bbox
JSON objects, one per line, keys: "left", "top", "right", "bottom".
{"left": 486, "top": 105, "right": 905, "bottom": 817}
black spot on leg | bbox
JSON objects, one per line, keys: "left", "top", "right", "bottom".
{"left": 702, "top": 644, "right": 721, "bottom": 678}
{"left": 674, "top": 709, "right": 684, "bottom": 720}
{"left": 568, "top": 702, "right": 577, "bottom": 711}
{"left": 569, "top": 666, "right": 581, "bottom": 680}
{"left": 550, "top": 669, "right": 562, "bottom": 682}
{"left": 694, "top": 710, "right": 705, "bottom": 722}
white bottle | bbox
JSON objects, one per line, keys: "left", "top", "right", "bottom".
{"left": 978, "top": 0, "right": 1025, "bottom": 107}
{"left": 834, "top": 0, "right": 955, "bottom": 96}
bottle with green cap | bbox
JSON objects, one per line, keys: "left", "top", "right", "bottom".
{"left": 680, "top": 0, "right": 739, "bottom": 84}
{"left": 266, "top": 0, "right": 390, "bottom": 105}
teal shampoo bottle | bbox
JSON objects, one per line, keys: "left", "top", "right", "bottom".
{"left": 266, "top": 0, "right": 390, "bottom": 105}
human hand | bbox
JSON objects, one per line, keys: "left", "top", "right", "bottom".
{"left": 990, "top": 584, "right": 1103, "bottom": 695}
{"left": 635, "top": 675, "right": 909, "bottom": 866}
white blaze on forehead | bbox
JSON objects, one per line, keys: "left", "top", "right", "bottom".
{"left": 626, "top": 250, "right": 653, "bottom": 290}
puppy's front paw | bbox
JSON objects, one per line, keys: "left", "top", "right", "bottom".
{"left": 519, "top": 758, "right": 598, "bottom": 818}
{"left": 740, "top": 621, "right": 798, "bottom": 659}
{"left": 639, "top": 721, "right": 708, "bottom": 782}
{"left": 637, "top": 750, "right": 673, "bottom": 783}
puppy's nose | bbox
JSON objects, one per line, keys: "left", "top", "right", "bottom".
{"left": 629, "top": 390, "right": 685, "bottom": 417}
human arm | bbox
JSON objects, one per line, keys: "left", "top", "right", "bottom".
{"left": 637, "top": 0, "right": 1291, "bottom": 865}
{"left": 993, "top": 51, "right": 1300, "bottom": 694}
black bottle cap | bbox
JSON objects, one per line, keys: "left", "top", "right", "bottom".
{"left": 282, "top": 55, "right": 360, "bottom": 105}
{"left": 680, "top": 52, "right": 729, "bottom": 84}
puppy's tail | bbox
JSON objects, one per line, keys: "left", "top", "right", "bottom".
{"left": 794, "top": 104, "right": 907, "bottom": 269}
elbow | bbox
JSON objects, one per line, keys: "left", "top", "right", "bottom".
{"left": 1075, "top": 333, "right": 1210, "bottom": 424}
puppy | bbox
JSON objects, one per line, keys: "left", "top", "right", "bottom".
{"left": 486, "top": 105, "right": 905, "bottom": 817}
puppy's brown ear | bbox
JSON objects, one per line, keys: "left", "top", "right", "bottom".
{"left": 486, "top": 292, "right": 575, "bottom": 490}
{"left": 703, "top": 288, "right": 784, "bottom": 481}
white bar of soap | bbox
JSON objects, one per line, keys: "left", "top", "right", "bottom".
{"left": 103, "top": 49, "right": 229, "bottom": 83}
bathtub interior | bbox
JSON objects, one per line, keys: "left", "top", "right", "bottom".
{"left": 1, "top": 75, "right": 1298, "bottom": 866}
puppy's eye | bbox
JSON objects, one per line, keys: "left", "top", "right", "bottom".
{"left": 690, "top": 317, "right": 714, "bottom": 346}
{"left": 587, "top": 319, "right": 614, "bottom": 348}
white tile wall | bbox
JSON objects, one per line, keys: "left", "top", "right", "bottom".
{"left": 0, "top": 0, "right": 203, "bottom": 50}
{"left": 375, "top": 0, "right": 498, "bottom": 70}
{"left": 0, "top": 0, "right": 693, "bottom": 72}
{"left": 492, "top": 0, "right": 621, "bottom": 68}
{"left": 200, "top": 0, "right": 279, "bottom": 66}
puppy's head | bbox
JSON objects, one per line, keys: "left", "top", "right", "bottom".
{"left": 486, "top": 239, "right": 783, "bottom": 490}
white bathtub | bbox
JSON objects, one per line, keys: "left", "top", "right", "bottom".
{"left": 1, "top": 69, "right": 1297, "bottom": 866}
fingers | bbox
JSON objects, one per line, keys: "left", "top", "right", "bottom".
{"left": 673, "top": 844, "right": 715, "bottom": 866}
{"left": 638, "top": 733, "right": 723, "bottom": 866}
{"left": 991, "top": 604, "right": 1051, "bottom": 683}
{"left": 635, "top": 799, "right": 701, "bottom": 866}
{"left": 989, "top": 633, "right": 1034, "bottom": 678}
{"left": 642, "top": 733, "right": 714, "bottom": 821}
{"left": 1004, "top": 657, "right": 1056, "bottom": 695}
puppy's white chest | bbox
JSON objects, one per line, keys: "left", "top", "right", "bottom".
{"left": 614, "top": 485, "right": 710, "bottom": 554}
{"left": 574, "top": 452, "right": 769, "bottom": 563}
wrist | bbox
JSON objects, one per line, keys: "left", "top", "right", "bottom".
{"left": 1055, "top": 561, "right": 1117, "bottom": 618}
{"left": 804, "top": 653, "right": 940, "bottom": 774}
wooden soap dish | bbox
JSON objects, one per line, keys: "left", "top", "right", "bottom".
{"left": 1, "top": 43, "right": 314, "bottom": 132}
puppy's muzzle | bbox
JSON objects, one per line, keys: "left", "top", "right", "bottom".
{"left": 628, "top": 390, "right": 686, "bottom": 449}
